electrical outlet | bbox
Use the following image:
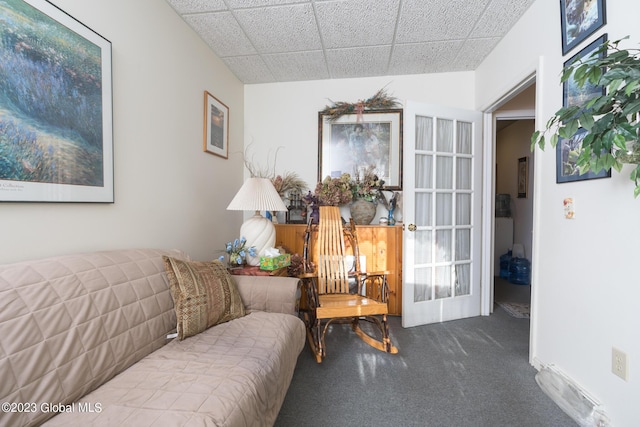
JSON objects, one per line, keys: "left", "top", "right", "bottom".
{"left": 612, "top": 347, "right": 629, "bottom": 381}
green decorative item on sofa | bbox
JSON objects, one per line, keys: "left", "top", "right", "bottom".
{"left": 531, "top": 36, "right": 640, "bottom": 198}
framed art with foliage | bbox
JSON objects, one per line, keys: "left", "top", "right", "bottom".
{"left": 560, "top": 0, "right": 606, "bottom": 55}
{"left": 0, "top": 0, "right": 113, "bottom": 202}
{"left": 563, "top": 34, "right": 607, "bottom": 108}
{"left": 556, "top": 128, "right": 611, "bottom": 183}
{"left": 203, "top": 91, "right": 229, "bottom": 159}
{"left": 318, "top": 109, "right": 403, "bottom": 190}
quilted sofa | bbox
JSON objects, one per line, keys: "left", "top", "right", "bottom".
{"left": 0, "top": 248, "right": 306, "bottom": 427}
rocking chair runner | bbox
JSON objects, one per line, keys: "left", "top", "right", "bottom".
{"left": 299, "top": 206, "right": 398, "bottom": 363}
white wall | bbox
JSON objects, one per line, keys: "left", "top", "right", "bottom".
{"left": 244, "top": 73, "right": 475, "bottom": 222}
{"left": 1, "top": 0, "right": 245, "bottom": 263}
{"left": 477, "top": 0, "right": 640, "bottom": 424}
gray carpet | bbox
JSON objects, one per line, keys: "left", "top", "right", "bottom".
{"left": 275, "top": 301, "right": 575, "bottom": 427}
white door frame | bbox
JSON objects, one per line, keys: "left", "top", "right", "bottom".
{"left": 479, "top": 57, "right": 544, "bottom": 366}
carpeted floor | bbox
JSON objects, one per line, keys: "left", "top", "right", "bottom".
{"left": 275, "top": 281, "right": 575, "bottom": 427}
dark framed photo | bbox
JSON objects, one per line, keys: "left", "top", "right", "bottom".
{"left": 560, "top": 0, "right": 606, "bottom": 55}
{"left": 0, "top": 0, "right": 113, "bottom": 202}
{"left": 203, "top": 91, "right": 229, "bottom": 159}
{"left": 517, "top": 157, "right": 528, "bottom": 198}
{"left": 556, "top": 128, "right": 611, "bottom": 183}
{"left": 318, "top": 109, "right": 403, "bottom": 190}
{"left": 563, "top": 34, "right": 607, "bottom": 108}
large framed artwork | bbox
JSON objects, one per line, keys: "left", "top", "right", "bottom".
{"left": 557, "top": 34, "right": 610, "bottom": 183}
{"left": 560, "top": 0, "right": 606, "bottom": 55}
{"left": 0, "top": 0, "right": 113, "bottom": 202}
{"left": 318, "top": 109, "right": 403, "bottom": 190}
{"left": 203, "top": 91, "right": 229, "bottom": 159}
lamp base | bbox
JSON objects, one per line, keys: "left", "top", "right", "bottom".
{"left": 240, "top": 212, "right": 276, "bottom": 266}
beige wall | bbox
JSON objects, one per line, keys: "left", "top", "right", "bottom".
{"left": 1, "top": 0, "right": 245, "bottom": 263}
{"left": 496, "top": 120, "right": 535, "bottom": 262}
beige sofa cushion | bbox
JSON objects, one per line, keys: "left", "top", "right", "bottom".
{"left": 162, "top": 257, "right": 245, "bottom": 340}
{"left": 0, "top": 249, "right": 186, "bottom": 427}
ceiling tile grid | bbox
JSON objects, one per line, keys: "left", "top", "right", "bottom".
{"left": 166, "top": 0, "right": 535, "bottom": 84}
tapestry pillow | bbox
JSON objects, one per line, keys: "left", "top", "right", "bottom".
{"left": 162, "top": 257, "right": 246, "bottom": 340}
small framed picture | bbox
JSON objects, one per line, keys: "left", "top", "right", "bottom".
{"left": 556, "top": 128, "right": 611, "bottom": 183}
{"left": 563, "top": 34, "right": 607, "bottom": 108}
{"left": 560, "top": 0, "right": 606, "bottom": 55}
{"left": 203, "top": 91, "right": 229, "bottom": 159}
{"left": 517, "top": 157, "right": 528, "bottom": 198}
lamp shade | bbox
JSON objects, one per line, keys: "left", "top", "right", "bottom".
{"left": 226, "top": 177, "right": 287, "bottom": 212}
{"left": 226, "top": 177, "right": 287, "bottom": 266}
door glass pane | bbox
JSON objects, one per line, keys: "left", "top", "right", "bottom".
{"left": 414, "top": 230, "right": 432, "bottom": 264}
{"left": 435, "top": 230, "right": 451, "bottom": 262}
{"left": 415, "top": 116, "right": 433, "bottom": 150}
{"left": 435, "top": 266, "right": 451, "bottom": 299}
{"left": 436, "top": 156, "right": 453, "bottom": 189}
{"left": 455, "top": 229, "right": 470, "bottom": 260}
{"left": 414, "top": 267, "right": 432, "bottom": 302}
{"left": 455, "top": 263, "right": 471, "bottom": 296}
{"left": 456, "top": 157, "right": 471, "bottom": 189}
{"left": 456, "top": 194, "right": 471, "bottom": 225}
{"left": 415, "top": 154, "right": 433, "bottom": 188}
{"left": 457, "top": 121, "right": 472, "bottom": 154}
{"left": 436, "top": 119, "right": 453, "bottom": 152}
{"left": 415, "top": 193, "right": 432, "bottom": 226}
{"left": 436, "top": 193, "right": 452, "bottom": 226}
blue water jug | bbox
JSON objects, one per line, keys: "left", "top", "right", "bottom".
{"left": 499, "top": 250, "right": 512, "bottom": 279}
{"left": 509, "top": 257, "right": 531, "bottom": 285}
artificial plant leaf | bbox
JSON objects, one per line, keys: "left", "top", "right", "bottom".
{"left": 622, "top": 99, "right": 640, "bottom": 116}
{"left": 579, "top": 111, "right": 595, "bottom": 130}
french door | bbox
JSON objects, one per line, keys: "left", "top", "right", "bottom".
{"left": 402, "top": 101, "right": 482, "bottom": 328}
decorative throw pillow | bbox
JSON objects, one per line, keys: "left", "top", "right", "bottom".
{"left": 162, "top": 257, "right": 246, "bottom": 340}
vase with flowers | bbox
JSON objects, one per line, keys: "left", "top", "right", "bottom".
{"left": 219, "top": 236, "right": 256, "bottom": 268}
{"left": 303, "top": 173, "right": 353, "bottom": 223}
{"left": 349, "top": 165, "right": 385, "bottom": 225}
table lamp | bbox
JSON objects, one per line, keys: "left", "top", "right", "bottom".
{"left": 227, "top": 177, "right": 288, "bottom": 266}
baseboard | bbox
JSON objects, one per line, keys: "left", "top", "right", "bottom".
{"left": 535, "top": 365, "right": 610, "bottom": 427}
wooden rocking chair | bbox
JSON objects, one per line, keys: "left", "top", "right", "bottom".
{"left": 300, "top": 205, "right": 398, "bottom": 363}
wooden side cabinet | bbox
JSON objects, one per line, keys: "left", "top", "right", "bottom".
{"left": 274, "top": 224, "right": 403, "bottom": 315}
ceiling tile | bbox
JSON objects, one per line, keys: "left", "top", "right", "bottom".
{"left": 326, "top": 46, "right": 392, "bottom": 78}
{"left": 389, "top": 41, "right": 464, "bottom": 75}
{"left": 225, "top": 0, "right": 307, "bottom": 8}
{"left": 165, "top": 0, "right": 535, "bottom": 83}
{"left": 452, "top": 37, "right": 501, "bottom": 69}
{"left": 184, "top": 12, "right": 256, "bottom": 57}
{"left": 315, "top": 0, "right": 400, "bottom": 48}
{"left": 166, "top": 0, "right": 227, "bottom": 14}
{"left": 223, "top": 56, "right": 276, "bottom": 84}
{"left": 235, "top": 4, "right": 322, "bottom": 53}
{"left": 262, "top": 51, "right": 329, "bottom": 81}
{"left": 396, "top": 0, "right": 490, "bottom": 42}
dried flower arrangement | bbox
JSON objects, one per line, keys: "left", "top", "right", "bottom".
{"left": 243, "top": 146, "right": 308, "bottom": 200}
{"left": 320, "top": 88, "right": 400, "bottom": 121}
{"left": 305, "top": 173, "right": 353, "bottom": 206}
{"left": 351, "top": 165, "right": 385, "bottom": 202}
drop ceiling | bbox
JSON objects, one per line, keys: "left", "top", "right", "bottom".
{"left": 166, "top": 0, "right": 535, "bottom": 84}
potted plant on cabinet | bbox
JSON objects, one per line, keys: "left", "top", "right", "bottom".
{"left": 531, "top": 36, "right": 640, "bottom": 197}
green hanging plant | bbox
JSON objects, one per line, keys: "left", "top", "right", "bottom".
{"left": 531, "top": 36, "right": 640, "bottom": 197}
